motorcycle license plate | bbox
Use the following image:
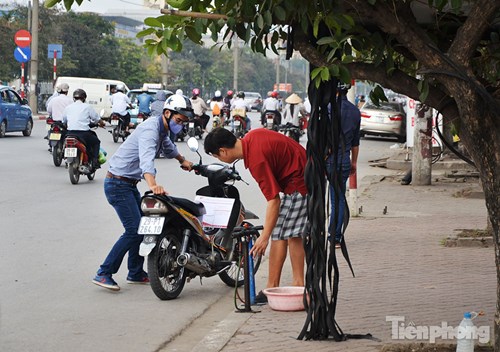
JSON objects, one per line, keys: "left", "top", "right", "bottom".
{"left": 267, "top": 118, "right": 274, "bottom": 125}
{"left": 64, "top": 148, "right": 77, "bottom": 158}
{"left": 234, "top": 120, "right": 241, "bottom": 126}
{"left": 111, "top": 119, "right": 119, "bottom": 126}
{"left": 189, "top": 122, "right": 195, "bottom": 128}
{"left": 49, "top": 133, "right": 61, "bottom": 141}
{"left": 136, "top": 118, "right": 143, "bottom": 124}
{"left": 138, "top": 217, "right": 165, "bottom": 234}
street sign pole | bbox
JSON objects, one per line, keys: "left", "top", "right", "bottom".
{"left": 53, "top": 50, "right": 57, "bottom": 84}
{"left": 21, "top": 63, "right": 25, "bottom": 99}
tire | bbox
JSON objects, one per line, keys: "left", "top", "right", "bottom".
{"left": 148, "top": 230, "right": 186, "bottom": 300}
{"left": 52, "top": 141, "right": 63, "bottom": 167}
{"left": 218, "top": 225, "right": 261, "bottom": 287}
{"left": 87, "top": 171, "right": 95, "bottom": 180}
{"left": 22, "top": 118, "right": 33, "bottom": 136}
{"left": 0, "top": 120, "right": 6, "bottom": 138}
{"left": 68, "top": 157, "right": 80, "bottom": 185}
{"left": 112, "top": 127, "right": 119, "bottom": 143}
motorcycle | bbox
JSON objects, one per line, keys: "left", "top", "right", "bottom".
{"left": 135, "top": 112, "right": 151, "bottom": 126}
{"left": 231, "top": 108, "right": 248, "bottom": 138}
{"left": 278, "top": 123, "right": 302, "bottom": 143}
{"left": 212, "top": 114, "right": 223, "bottom": 129}
{"left": 264, "top": 111, "right": 279, "bottom": 131}
{"left": 46, "top": 117, "right": 67, "bottom": 166}
{"left": 187, "top": 116, "right": 204, "bottom": 139}
{"left": 63, "top": 124, "right": 100, "bottom": 185}
{"left": 109, "top": 113, "right": 130, "bottom": 143}
{"left": 138, "top": 137, "right": 262, "bottom": 300}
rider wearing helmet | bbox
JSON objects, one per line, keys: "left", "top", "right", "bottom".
{"left": 230, "top": 91, "right": 252, "bottom": 132}
{"left": 62, "top": 89, "right": 105, "bottom": 169}
{"left": 92, "top": 93, "right": 194, "bottom": 292}
{"left": 190, "top": 88, "right": 210, "bottom": 131}
{"left": 136, "top": 86, "right": 154, "bottom": 116}
{"left": 210, "top": 90, "right": 225, "bottom": 121}
{"left": 110, "top": 84, "right": 133, "bottom": 133}
{"left": 261, "top": 90, "right": 282, "bottom": 126}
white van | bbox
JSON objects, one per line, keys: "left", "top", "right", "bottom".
{"left": 54, "top": 76, "right": 129, "bottom": 118}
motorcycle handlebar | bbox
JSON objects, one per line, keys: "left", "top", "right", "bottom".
{"left": 192, "top": 164, "right": 241, "bottom": 181}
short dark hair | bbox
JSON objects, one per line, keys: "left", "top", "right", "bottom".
{"left": 204, "top": 128, "right": 237, "bottom": 155}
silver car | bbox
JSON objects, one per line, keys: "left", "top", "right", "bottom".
{"left": 360, "top": 101, "right": 406, "bottom": 142}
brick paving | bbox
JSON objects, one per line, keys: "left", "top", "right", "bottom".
{"left": 218, "top": 175, "right": 495, "bottom": 351}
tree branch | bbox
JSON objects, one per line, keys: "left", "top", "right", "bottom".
{"left": 447, "top": 0, "right": 500, "bottom": 64}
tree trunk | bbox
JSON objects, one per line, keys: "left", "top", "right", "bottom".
{"left": 412, "top": 104, "right": 432, "bottom": 185}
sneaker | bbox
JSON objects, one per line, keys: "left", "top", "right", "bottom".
{"left": 254, "top": 290, "right": 268, "bottom": 305}
{"left": 92, "top": 275, "right": 120, "bottom": 291}
{"left": 126, "top": 275, "right": 150, "bottom": 285}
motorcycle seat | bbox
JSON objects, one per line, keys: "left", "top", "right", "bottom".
{"left": 170, "top": 196, "right": 206, "bottom": 217}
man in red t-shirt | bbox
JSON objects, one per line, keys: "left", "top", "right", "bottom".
{"left": 204, "top": 128, "right": 308, "bottom": 304}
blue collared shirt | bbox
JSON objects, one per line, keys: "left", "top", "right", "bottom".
{"left": 108, "top": 116, "right": 179, "bottom": 180}
{"left": 62, "top": 100, "right": 100, "bottom": 131}
{"left": 137, "top": 93, "right": 154, "bottom": 114}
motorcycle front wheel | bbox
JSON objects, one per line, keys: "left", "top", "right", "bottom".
{"left": 218, "top": 226, "right": 261, "bottom": 287}
{"left": 68, "top": 158, "right": 80, "bottom": 185}
{"left": 148, "top": 230, "right": 186, "bottom": 300}
{"left": 52, "top": 141, "right": 63, "bottom": 167}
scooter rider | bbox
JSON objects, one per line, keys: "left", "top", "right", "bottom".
{"left": 136, "top": 86, "right": 154, "bottom": 117}
{"left": 110, "top": 84, "right": 132, "bottom": 133}
{"left": 62, "top": 89, "right": 105, "bottom": 169}
{"left": 190, "top": 88, "right": 210, "bottom": 130}
{"left": 230, "top": 91, "right": 252, "bottom": 132}
{"left": 261, "top": 90, "right": 282, "bottom": 126}
{"left": 92, "top": 94, "right": 195, "bottom": 291}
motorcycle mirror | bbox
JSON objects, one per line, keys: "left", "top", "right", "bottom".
{"left": 187, "top": 137, "right": 199, "bottom": 152}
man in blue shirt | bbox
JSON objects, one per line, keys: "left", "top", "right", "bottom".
{"left": 137, "top": 87, "right": 154, "bottom": 116}
{"left": 92, "top": 94, "right": 195, "bottom": 291}
{"left": 326, "top": 83, "right": 360, "bottom": 248}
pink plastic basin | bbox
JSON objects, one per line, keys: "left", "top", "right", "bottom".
{"left": 263, "top": 286, "right": 306, "bottom": 311}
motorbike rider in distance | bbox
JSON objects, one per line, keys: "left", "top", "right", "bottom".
{"left": 261, "top": 90, "right": 282, "bottom": 126}
{"left": 230, "top": 91, "right": 252, "bottom": 132}
{"left": 136, "top": 86, "right": 154, "bottom": 118}
{"left": 110, "top": 84, "right": 133, "bottom": 134}
{"left": 62, "top": 89, "right": 105, "bottom": 170}
{"left": 210, "top": 90, "right": 225, "bottom": 125}
{"left": 190, "top": 88, "right": 210, "bottom": 131}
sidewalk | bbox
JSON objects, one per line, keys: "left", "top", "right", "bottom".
{"left": 193, "top": 171, "right": 495, "bottom": 351}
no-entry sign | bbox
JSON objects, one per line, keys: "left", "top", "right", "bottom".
{"left": 14, "top": 30, "right": 32, "bottom": 48}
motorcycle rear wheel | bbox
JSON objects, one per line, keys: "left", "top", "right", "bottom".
{"left": 112, "top": 126, "right": 119, "bottom": 143}
{"left": 148, "top": 230, "right": 186, "bottom": 300}
{"left": 52, "top": 141, "right": 63, "bottom": 167}
{"left": 218, "top": 225, "right": 261, "bottom": 287}
{"left": 68, "top": 158, "right": 80, "bottom": 185}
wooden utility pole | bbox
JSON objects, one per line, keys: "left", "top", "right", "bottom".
{"left": 233, "top": 36, "right": 238, "bottom": 91}
{"left": 412, "top": 104, "right": 433, "bottom": 185}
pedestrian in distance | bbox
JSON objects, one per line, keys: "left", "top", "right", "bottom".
{"left": 204, "top": 128, "right": 308, "bottom": 304}
{"left": 326, "top": 83, "right": 360, "bottom": 248}
{"left": 92, "top": 94, "right": 195, "bottom": 291}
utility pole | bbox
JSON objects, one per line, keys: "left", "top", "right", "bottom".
{"left": 233, "top": 36, "right": 238, "bottom": 91}
{"left": 412, "top": 104, "right": 433, "bottom": 185}
{"left": 29, "top": 0, "right": 39, "bottom": 113}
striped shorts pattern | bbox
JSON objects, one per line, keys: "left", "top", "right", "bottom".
{"left": 272, "top": 192, "right": 308, "bottom": 241}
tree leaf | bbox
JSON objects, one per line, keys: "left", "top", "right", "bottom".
{"left": 136, "top": 28, "right": 156, "bottom": 38}
{"left": 144, "top": 17, "right": 163, "bottom": 28}
{"left": 185, "top": 26, "right": 202, "bottom": 43}
{"left": 274, "top": 6, "right": 286, "bottom": 21}
{"left": 317, "top": 37, "right": 335, "bottom": 45}
{"left": 320, "top": 67, "right": 330, "bottom": 81}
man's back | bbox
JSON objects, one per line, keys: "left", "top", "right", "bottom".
{"left": 137, "top": 93, "right": 153, "bottom": 113}
{"left": 64, "top": 101, "right": 99, "bottom": 131}
{"left": 48, "top": 94, "right": 73, "bottom": 121}
{"left": 111, "top": 92, "right": 130, "bottom": 115}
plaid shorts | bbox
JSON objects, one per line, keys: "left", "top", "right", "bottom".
{"left": 272, "top": 192, "right": 308, "bottom": 241}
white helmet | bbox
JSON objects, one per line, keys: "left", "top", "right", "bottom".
{"left": 163, "top": 94, "right": 194, "bottom": 118}
{"left": 116, "top": 84, "right": 125, "bottom": 92}
{"left": 175, "top": 89, "right": 183, "bottom": 95}
{"left": 214, "top": 90, "right": 221, "bottom": 97}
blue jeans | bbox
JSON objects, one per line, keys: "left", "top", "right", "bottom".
{"left": 97, "top": 178, "right": 145, "bottom": 279}
{"left": 326, "top": 156, "right": 351, "bottom": 243}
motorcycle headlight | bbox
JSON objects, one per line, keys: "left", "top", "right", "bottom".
{"left": 141, "top": 197, "right": 168, "bottom": 214}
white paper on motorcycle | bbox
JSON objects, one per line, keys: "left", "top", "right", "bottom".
{"left": 194, "top": 196, "right": 235, "bottom": 228}
{"left": 49, "top": 133, "right": 61, "bottom": 141}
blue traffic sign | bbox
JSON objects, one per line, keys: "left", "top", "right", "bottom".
{"left": 48, "top": 44, "right": 63, "bottom": 59}
{"left": 14, "top": 46, "right": 31, "bottom": 63}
